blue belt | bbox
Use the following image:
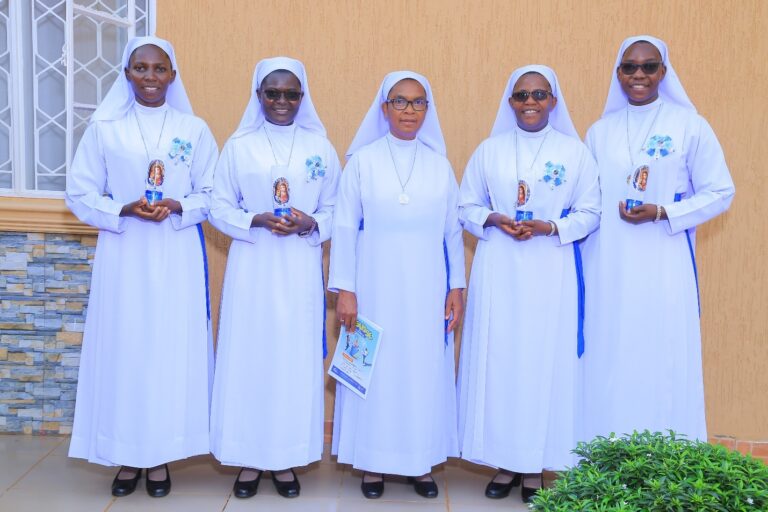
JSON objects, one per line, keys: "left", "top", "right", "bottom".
{"left": 674, "top": 193, "right": 700, "bottom": 315}
{"left": 560, "top": 209, "right": 585, "bottom": 358}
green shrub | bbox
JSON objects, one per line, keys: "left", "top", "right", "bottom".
{"left": 530, "top": 430, "right": 768, "bottom": 512}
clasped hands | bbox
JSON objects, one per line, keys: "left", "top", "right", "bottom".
{"left": 120, "top": 197, "right": 182, "bottom": 222}
{"left": 618, "top": 201, "right": 665, "bottom": 224}
{"left": 251, "top": 207, "right": 315, "bottom": 236}
{"left": 485, "top": 212, "right": 555, "bottom": 241}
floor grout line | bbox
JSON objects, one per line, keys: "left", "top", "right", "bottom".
{"left": 5, "top": 436, "right": 67, "bottom": 492}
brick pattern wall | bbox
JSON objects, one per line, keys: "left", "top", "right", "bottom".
{"left": 711, "top": 436, "right": 768, "bottom": 466}
{"left": 0, "top": 232, "right": 96, "bottom": 434}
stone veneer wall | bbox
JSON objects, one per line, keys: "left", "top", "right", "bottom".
{"left": 0, "top": 231, "right": 96, "bottom": 434}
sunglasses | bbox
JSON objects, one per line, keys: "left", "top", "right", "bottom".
{"left": 510, "top": 89, "right": 552, "bottom": 103}
{"left": 261, "top": 89, "right": 303, "bottom": 101}
{"left": 619, "top": 62, "right": 662, "bottom": 75}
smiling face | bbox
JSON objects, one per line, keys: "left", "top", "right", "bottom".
{"left": 381, "top": 78, "right": 428, "bottom": 140}
{"left": 617, "top": 41, "right": 667, "bottom": 106}
{"left": 508, "top": 72, "right": 557, "bottom": 132}
{"left": 258, "top": 70, "right": 303, "bottom": 126}
{"left": 125, "top": 44, "right": 176, "bottom": 108}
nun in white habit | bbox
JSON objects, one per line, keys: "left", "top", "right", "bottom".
{"left": 456, "top": 65, "right": 600, "bottom": 503}
{"left": 66, "top": 36, "right": 218, "bottom": 498}
{"left": 329, "top": 71, "right": 466, "bottom": 499}
{"left": 208, "top": 57, "right": 340, "bottom": 499}
{"left": 581, "top": 36, "right": 735, "bottom": 443}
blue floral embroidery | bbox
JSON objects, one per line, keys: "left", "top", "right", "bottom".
{"left": 541, "top": 161, "right": 566, "bottom": 189}
{"left": 645, "top": 135, "right": 674, "bottom": 159}
{"left": 168, "top": 137, "right": 193, "bottom": 166}
{"left": 305, "top": 155, "right": 326, "bottom": 182}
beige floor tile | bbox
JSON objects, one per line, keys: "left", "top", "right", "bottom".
{"left": 107, "top": 492, "right": 230, "bottom": 512}
{"left": 0, "top": 488, "right": 114, "bottom": 512}
{"left": 337, "top": 498, "right": 448, "bottom": 511}
{"left": 224, "top": 495, "right": 339, "bottom": 512}
{"left": 11, "top": 453, "right": 115, "bottom": 495}
{"left": 168, "top": 455, "right": 238, "bottom": 495}
{"left": 450, "top": 500, "right": 532, "bottom": 512}
{"left": 0, "top": 451, "right": 48, "bottom": 493}
{"left": 293, "top": 461, "right": 345, "bottom": 499}
{"left": 0, "top": 434, "right": 66, "bottom": 455}
{"left": 338, "top": 466, "right": 447, "bottom": 504}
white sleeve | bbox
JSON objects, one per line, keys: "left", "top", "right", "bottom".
{"left": 208, "top": 140, "right": 261, "bottom": 242}
{"left": 662, "top": 116, "right": 735, "bottom": 234}
{"left": 303, "top": 146, "right": 341, "bottom": 247}
{"left": 554, "top": 147, "right": 602, "bottom": 245}
{"left": 459, "top": 143, "right": 495, "bottom": 240}
{"left": 65, "top": 123, "right": 126, "bottom": 233}
{"left": 445, "top": 164, "right": 467, "bottom": 289}
{"left": 170, "top": 124, "right": 218, "bottom": 230}
{"left": 328, "top": 155, "right": 362, "bottom": 294}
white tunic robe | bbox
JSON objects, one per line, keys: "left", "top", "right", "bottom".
{"left": 329, "top": 134, "right": 466, "bottom": 476}
{"left": 66, "top": 103, "right": 218, "bottom": 467}
{"left": 581, "top": 99, "right": 735, "bottom": 442}
{"left": 457, "top": 125, "right": 600, "bottom": 472}
{"left": 209, "top": 124, "right": 340, "bottom": 470}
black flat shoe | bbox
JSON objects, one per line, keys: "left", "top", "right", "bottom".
{"left": 111, "top": 467, "right": 141, "bottom": 497}
{"left": 271, "top": 469, "right": 300, "bottom": 498}
{"left": 361, "top": 474, "right": 384, "bottom": 499}
{"left": 485, "top": 471, "right": 521, "bottom": 499}
{"left": 233, "top": 468, "right": 263, "bottom": 498}
{"left": 146, "top": 464, "right": 171, "bottom": 498}
{"left": 521, "top": 474, "right": 543, "bottom": 504}
{"left": 408, "top": 476, "right": 439, "bottom": 498}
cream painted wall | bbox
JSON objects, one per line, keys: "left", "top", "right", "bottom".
{"left": 158, "top": 0, "right": 768, "bottom": 440}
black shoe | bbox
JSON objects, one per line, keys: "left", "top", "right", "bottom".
{"left": 111, "top": 467, "right": 141, "bottom": 497}
{"left": 146, "top": 464, "right": 171, "bottom": 498}
{"left": 233, "top": 468, "right": 263, "bottom": 498}
{"left": 361, "top": 474, "right": 384, "bottom": 499}
{"left": 484, "top": 471, "right": 521, "bottom": 499}
{"left": 408, "top": 476, "right": 439, "bottom": 498}
{"left": 271, "top": 469, "right": 300, "bottom": 498}
{"left": 521, "top": 474, "right": 543, "bottom": 504}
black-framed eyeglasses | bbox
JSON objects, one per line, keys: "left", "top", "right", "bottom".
{"left": 386, "top": 98, "right": 429, "bottom": 111}
{"left": 510, "top": 89, "right": 552, "bottom": 103}
{"left": 261, "top": 89, "right": 303, "bottom": 101}
{"left": 618, "top": 61, "right": 662, "bottom": 75}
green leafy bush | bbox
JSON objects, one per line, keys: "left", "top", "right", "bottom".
{"left": 530, "top": 430, "right": 768, "bottom": 512}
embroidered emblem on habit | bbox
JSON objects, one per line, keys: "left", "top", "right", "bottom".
{"left": 169, "top": 137, "right": 193, "bottom": 166}
{"left": 305, "top": 155, "right": 326, "bottom": 182}
{"left": 541, "top": 161, "right": 566, "bottom": 189}
{"left": 644, "top": 135, "right": 674, "bottom": 159}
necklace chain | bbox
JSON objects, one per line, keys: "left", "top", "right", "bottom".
{"left": 263, "top": 124, "right": 297, "bottom": 168}
{"left": 134, "top": 107, "right": 168, "bottom": 162}
{"left": 385, "top": 136, "right": 418, "bottom": 193}
{"left": 626, "top": 102, "right": 663, "bottom": 168}
{"left": 515, "top": 129, "right": 549, "bottom": 196}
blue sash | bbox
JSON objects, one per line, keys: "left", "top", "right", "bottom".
{"left": 560, "top": 209, "right": 585, "bottom": 358}
{"left": 195, "top": 224, "right": 211, "bottom": 321}
{"left": 674, "top": 193, "right": 700, "bottom": 315}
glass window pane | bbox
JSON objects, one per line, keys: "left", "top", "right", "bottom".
{"left": 0, "top": 1, "right": 10, "bottom": 189}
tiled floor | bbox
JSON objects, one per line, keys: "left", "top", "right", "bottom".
{"left": 0, "top": 435, "right": 533, "bottom": 511}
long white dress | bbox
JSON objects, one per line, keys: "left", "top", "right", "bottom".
{"left": 67, "top": 102, "right": 218, "bottom": 467}
{"left": 457, "top": 125, "right": 600, "bottom": 472}
{"left": 581, "top": 99, "right": 735, "bottom": 442}
{"left": 329, "top": 134, "right": 466, "bottom": 476}
{"left": 209, "top": 123, "right": 340, "bottom": 470}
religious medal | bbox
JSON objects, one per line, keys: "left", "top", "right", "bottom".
{"left": 272, "top": 173, "right": 291, "bottom": 217}
{"left": 398, "top": 193, "right": 410, "bottom": 205}
{"left": 385, "top": 137, "right": 417, "bottom": 206}
{"left": 515, "top": 179, "right": 532, "bottom": 221}
{"left": 145, "top": 157, "right": 165, "bottom": 205}
{"left": 625, "top": 165, "right": 649, "bottom": 212}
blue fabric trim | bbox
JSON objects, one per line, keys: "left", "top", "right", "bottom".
{"left": 196, "top": 223, "right": 211, "bottom": 320}
{"left": 359, "top": 219, "right": 364, "bottom": 231}
{"left": 322, "top": 264, "right": 328, "bottom": 359}
{"left": 674, "top": 193, "right": 701, "bottom": 316}
{"left": 561, "top": 209, "right": 585, "bottom": 358}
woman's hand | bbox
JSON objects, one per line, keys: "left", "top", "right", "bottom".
{"left": 619, "top": 201, "right": 664, "bottom": 224}
{"left": 120, "top": 197, "right": 170, "bottom": 222}
{"left": 519, "top": 219, "right": 557, "bottom": 240}
{"left": 337, "top": 290, "right": 358, "bottom": 333}
{"left": 445, "top": 288, "right": 465, "bottom": 333}
{"left": 486, "top": 212, "right": 527, "bottom": 239}
{"left": 251, "top": 208, "right": 316, "bottom": 236}
{"left": 152, "top": 198, "right": 183, "bottom": 215}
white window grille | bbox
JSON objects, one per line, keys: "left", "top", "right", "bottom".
{"left": 2, "top": 0, "right": 154, "bottom": 197}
